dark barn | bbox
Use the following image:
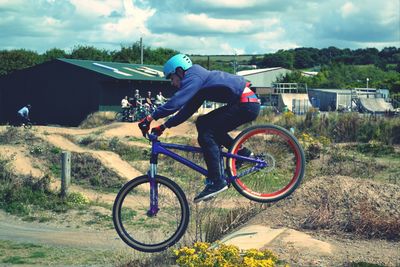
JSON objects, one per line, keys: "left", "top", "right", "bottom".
{"left": 0, "top": 58, "right": 173, "bottom": 126}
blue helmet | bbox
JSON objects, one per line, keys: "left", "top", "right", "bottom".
{"left": 163, "top": 54, "right": 192, "bottom": 79}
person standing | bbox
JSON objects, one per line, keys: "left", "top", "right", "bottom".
{"left": 155, "top": 91, "right": 167, "bottom": 106}
{"left": 121, "top": 96, "right": 131, "bottom": 119}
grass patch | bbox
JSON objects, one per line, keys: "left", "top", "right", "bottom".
{"left": 71, "top": 153, "right": 125, "bottom": 190}
{"left": 0, "top": 126, "right": 39, "bottom": 145}
{"left": 0, "top": 155, "right": 93, "bottom": 217}
{"left": 0, "top": 239, "right": 145, "bottom": 266}
{"left": 75, "top": 135, "right": 149, "bottom": 162}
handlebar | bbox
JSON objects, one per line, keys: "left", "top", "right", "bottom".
{"left": 143, "top": 132, "right": 159, "bottom": 142}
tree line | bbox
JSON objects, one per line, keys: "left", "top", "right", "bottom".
{"left": 250, "top": 46, "right": 400, "bottom": 71}
{"left": 0, "top": 41, "right": 178, "bottom": 76}
{"left": 0, "top": 43, "right": 399, "bottom": 96}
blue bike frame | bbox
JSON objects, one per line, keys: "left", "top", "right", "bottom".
{"left": 145, "top": 133, "right": 267, "bottom": 216}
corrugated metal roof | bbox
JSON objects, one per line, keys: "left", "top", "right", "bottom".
{"left": 237, "top": 67, "right": 283, "bottom": 76}
{"left": 58, "top": 58, "right": 166, "bottom": 81}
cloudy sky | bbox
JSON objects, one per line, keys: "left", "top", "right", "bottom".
{"left": 0, "top": 0, "right": 399, "bottom": 55}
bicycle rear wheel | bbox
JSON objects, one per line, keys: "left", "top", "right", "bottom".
{"left": 23, "top": 122, "right": 32, "bottom": 129}
{"left": 115, "top": 112, "right": 124, "bottom": 122}
{"left": 227, "top": 124, "right": 305, "bottom": 203}
{"left": 113, "top": 175, "right": 190, "bottom": 252}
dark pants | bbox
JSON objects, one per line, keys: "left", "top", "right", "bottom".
{"left": 17, "top": 114, "right": 29, "bottom": 125}
{"left": 195, "top": 102, "right": 260, "bottom": 184}
{"left": 122, "top": 107, "right": 130, "bottom": 118}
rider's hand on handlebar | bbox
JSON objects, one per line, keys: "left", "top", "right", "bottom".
{"left": 138, "top": 115, "right": 153, "bottom": 137}
{"left": 151, "top": 124, "right": 166, "bottom": 136}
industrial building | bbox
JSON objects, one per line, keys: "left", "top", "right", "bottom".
{"left": 308, "top": 88, "right": 394, "bottom": 113}
{"left": 0, "top": 58, "right": 173, "bottom": 126}
{"left": 237, "top": 68, "right": 314, "bottom": 114}
{"left": 237, "top": 67, "right": 292, "bottom": 96}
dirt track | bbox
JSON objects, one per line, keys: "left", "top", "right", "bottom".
{"left": 0, "top": 122, "right": 399, "bottom": 266}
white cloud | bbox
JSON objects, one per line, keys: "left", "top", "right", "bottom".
{"left": 340, "top": 2, "right": 359, "bottom": 18}
{"left": 195, "top": 0, "right": 259, "bottom": 8}
{"left": 99, "top": 0, "right": 155, "bottom": 41}
{"left": 184, "top": 13, "right": 253, "bottom": 33}
{"left": 69, "top": 0, "right": 122, "bottom": 18}
{"left": 0, "top": 0, "right": 398, "bottom": 55}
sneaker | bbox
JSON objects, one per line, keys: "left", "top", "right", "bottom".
{"left": 193, "top": 182, "right": 228, "bottom": 203}
{"left": 235, "top": 147, "right": 253, "bottom": 169}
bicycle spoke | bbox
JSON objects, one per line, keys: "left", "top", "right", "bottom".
{"left": 228, "top": 125, "right": 305, "bottom": 202}
{"left": 113, "top": 175, "right": 189, "bottom": 252}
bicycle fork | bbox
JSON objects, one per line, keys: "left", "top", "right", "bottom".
{"left": 147, "top": 151, "right": 159, "bottom": 217}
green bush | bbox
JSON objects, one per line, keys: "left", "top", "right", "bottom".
{"left": 79, "top": 111, "right": 116, "bottom": 128}
{"left": 269, "top": 112, "right": 400, "bottom": 145}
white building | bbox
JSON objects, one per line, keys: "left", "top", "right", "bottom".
{"left": 237, "top": 67, "right": 292, "bottom": 89}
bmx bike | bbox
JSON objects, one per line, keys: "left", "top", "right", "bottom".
{"left": 112, "top": 124, "right": 305, "bottom": 252}
{"left": 115, "top": 105, "right": 152, "bottom": 122}
{"left": 10, "top": 120, "right": 33, "bottom": 129}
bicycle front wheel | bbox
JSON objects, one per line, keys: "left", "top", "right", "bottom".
{"left": 113, "top": 175, "right": 190, "bottom": 252}
{"left": 227, "top": 124, "right": 305, "bottom": 203}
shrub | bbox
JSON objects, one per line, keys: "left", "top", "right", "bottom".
{"left": 298, "top": 133, "right": 330, "bottom": 161}
{"left": 0, "top": 126, "right": 38, "bottom": 145}
{"left": 78, "top": 135, "right": 96, "bottom": 146}
{"left": 0, "top": 156, "right": 88, "bottom": 216}
{"left": 79, "top": 111, "right": 116, "bottom": 128}
{"left": 355, "top": 141, "right": 395, "bottom": 156}
{"left": 71, "top": 153, "right": 125, "bottom": 190}
{"left": 174, "top": 242, "right": 280, "bottom": 267}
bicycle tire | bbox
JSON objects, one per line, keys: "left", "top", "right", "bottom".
{"left": 227, "top": 124, "right": 305, "bottom": 203}
{"left": 115, "top": 112, "right": 124, "bottom": 122}
{"left": 113, "top": 175, "right": 190, "bottom": 252}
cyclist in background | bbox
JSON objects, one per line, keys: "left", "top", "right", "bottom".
{"left": 17, "top": 104, "right": 31, "bottom": 126}
{"left": 144, "top": 91, "right": 155, "bottom": 112}
{"left": 121, "top": 96, "right": 131, "bottom": 119}
{"left": 139, "top": 54, "right": 260, "bottom": 203}
{"left": 155, "top": 91, "right": 167, "bottom": 106}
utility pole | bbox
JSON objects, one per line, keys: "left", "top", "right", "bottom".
{"left": 140, "top": 37, "right": 143, "bottom": 65}
{"left": 233, "top": 52, "right": 237, "bottom": 74}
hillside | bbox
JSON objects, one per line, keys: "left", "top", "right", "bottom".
{"left": 0, "top": 121, "right": 399, "bottom": 266}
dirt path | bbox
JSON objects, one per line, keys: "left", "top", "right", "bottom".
{"left": 0, "top": 210, "right": 126, "bottom": 250}
{"left": 36, "top": 132, "right": 142, "bottom": 180}
{"left": 1, "top": 122, "right": 399, "bottom": 266}
{"left": 34, "top": 120, "right": 196, "bottom": 138}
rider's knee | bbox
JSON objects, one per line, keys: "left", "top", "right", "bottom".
{"left": 195, "top": 115, "right": 207, "bottom": 130}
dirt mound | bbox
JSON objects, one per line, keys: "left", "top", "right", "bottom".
{"left": 257, "top": 176, "right": 400, "bottom": 239}
{"left": 247, "top": 176, "right": 400, "bottom": 266}
{"left": 0, "top": 145, "right": 44, "bottom": 177}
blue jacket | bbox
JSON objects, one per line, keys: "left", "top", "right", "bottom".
{"left": 18, "top": 107, "right": 29, "bottom": 119}
{"left": 152, "top": 64, "right": 246, "bottom": 128}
